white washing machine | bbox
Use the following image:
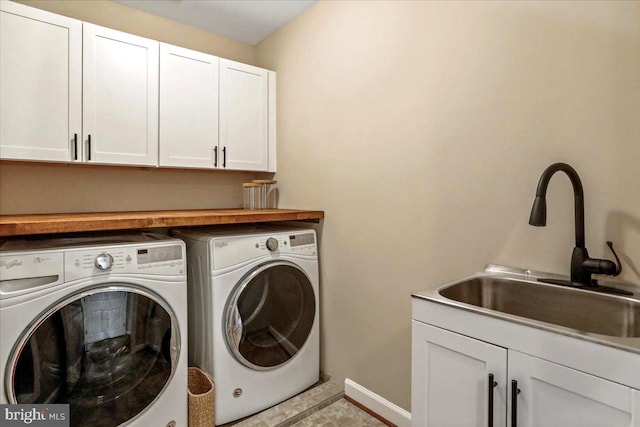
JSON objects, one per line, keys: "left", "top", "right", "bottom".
{"left": 173, "top": 226, "right": 319, "bottom": 425}
{"left": 0, "top": 233, "right": 188, "bottom": 427}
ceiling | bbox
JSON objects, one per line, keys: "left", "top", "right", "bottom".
{"left": 114, "top": 0, "right": 317, "bottom": 46}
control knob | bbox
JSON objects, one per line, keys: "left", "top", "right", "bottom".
{"left": 266, "top": 238, "right": 279, "bottom": 252}
{"left": 95, "top": 253, "right": 114, "bottom": 271}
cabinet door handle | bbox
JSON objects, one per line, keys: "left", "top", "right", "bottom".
{"left": 73, "top": 133, "right": 78, "bottom": 161}
{"left": 87, "top": 135, "right": 92, "bottom": 161}
{"left": 511, "top": 380, "right": 521, "bottom": 427}
{"left": 488, "top": 374, "right": 498, "bottom": 427}
{"left": 222, "top": 146, "right": 226, "bottom": 168}
{"left": 213, "top": 146, "right": 218, "bottom": 167}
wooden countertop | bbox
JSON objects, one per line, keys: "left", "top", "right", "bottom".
{"left": 0, "top": 209, "right": 324, "bottom": 237}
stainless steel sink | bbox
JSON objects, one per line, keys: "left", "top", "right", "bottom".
{"left": 438, "top": 276, "right": 640, "bottom": 338}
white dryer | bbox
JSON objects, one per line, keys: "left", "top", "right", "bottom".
{"left": 173, "top": 226, "right": 319, "bottom": 425}
{"left": 0, "top": 233, "right": 188, "bottom": 427}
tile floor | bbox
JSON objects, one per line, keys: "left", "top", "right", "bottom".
{"left": 290, "top": 399, "right": 387, "bottom": 427}
{"left": 222, "top": 381, "right": 389, "bottom": 427}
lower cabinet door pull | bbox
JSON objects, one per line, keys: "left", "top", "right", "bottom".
{"left": 511, "top": 380, "right": 521, "bottom": 427}
{"left": 488, "top": 373, "right": 498, "bottom": 427}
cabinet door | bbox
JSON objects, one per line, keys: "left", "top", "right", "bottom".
{"left": 0, "top": 1, "right": 81, "bottom": 162}
{"left": 159, "top": 43, "right": 219, "bottom": 168}
{"left": 219, "top": 59, "right": 269, "bottom": 171}
{"left": 83, "top": 23, "right": 158, "bottom": 166}
{"left": 509, "top": 350, "right": 640, "bottom": 427}
{"left": 412, "top": 321, "right": 507, "bottom": 427}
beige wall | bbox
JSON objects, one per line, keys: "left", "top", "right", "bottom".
{"left": 256, "top": 0, "right": 640, "bottom": 411}
{"left": 0, "top": 162, "right": 261, "bottom": 214}
{"left": 1, "top": 0, "right": 263, "bottom": 214}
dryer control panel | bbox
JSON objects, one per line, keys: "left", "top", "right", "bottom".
{"left": 211, "top": 231, "right": 317, "bottom": 270}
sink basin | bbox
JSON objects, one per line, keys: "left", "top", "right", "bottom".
{"left": 438, "top": 276, "right": 640, "bottom": 338}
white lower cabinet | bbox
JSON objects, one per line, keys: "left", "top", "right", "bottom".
{"left": 509, "top": 351, "right": 640, "bottom": 427}
{"left": 412, "top": 321, "right": 640, "bottom": 427}
{"left": 412, "top": 321, "right": 507, "bottom": 427}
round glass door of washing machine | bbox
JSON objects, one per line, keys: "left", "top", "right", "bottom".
{"left": 225, "top": 261, "right": 316, "bottom": 371}
{"left": 5, "top": 285, "right": 180, "bottom": 427}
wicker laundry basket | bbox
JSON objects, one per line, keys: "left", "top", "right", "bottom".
{"left": 188, "top": 367, "right": 215, "bottom": 427}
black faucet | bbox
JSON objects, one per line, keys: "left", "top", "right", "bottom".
{"left": 529, "top": 162, "right": 626, "bottom": 294}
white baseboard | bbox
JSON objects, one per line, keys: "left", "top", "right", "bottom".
{"left": 344, "top": 378, "right": 412, "bottom": 427}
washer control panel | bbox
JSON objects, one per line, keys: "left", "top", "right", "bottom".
{"left": 65, "top": 244, "right": 185, "bottom": 280}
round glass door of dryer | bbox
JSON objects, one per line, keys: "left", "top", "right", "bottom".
{"left": 225, "top": 261, "right": 316, "bottom": 370}
{"left": 5, "top": 285, "right": 180, "bottom": 427}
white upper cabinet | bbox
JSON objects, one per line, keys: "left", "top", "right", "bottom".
{"left": 219, "top": 59, "right": 271, "bottom": 172}
{"left": 0, "top": 1, "right": 82, "bottom": 162}
{"left": 1, "top": 1, "right": 275, "bottom": 172}
{"left": 159, "top": 43, "right": 219, "bottom": 168}
{"left": 83, "top": 23, "right": 159, "bottom": 166}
